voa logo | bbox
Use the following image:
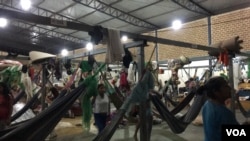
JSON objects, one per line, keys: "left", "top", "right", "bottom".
{"left": 226, "top": 129, "right": 247, "bottom": 136}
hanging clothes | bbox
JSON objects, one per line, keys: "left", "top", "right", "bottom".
{"left": 127, "top": 62, "right": 137, "bottom": 86}
{"left": 105, "top": 29, "right": 125, "bottom": 63}
{"left": 20, "top": 65, "right": 33, "bottom": 102}
{"left": 119, "top": 70, "right": 129, "bottom": 92}
{"left": 122, "top": 48, "right": 133, "bottom": 68}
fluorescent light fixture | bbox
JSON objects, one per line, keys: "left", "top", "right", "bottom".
{"left": 20, "top": 0, "right": 31, "bottom": 11}
{"left": 121, "top": 35, "right": 128, "bottom": 42}
{"left": 0, "top": 18, "right": 8, "bottom": 28}
{"left": 86, "top": 42, "right": 93, "bottom": 51}
{"left": 61, "top": 49, "right": 68, "bottom": 57}
{"left": 172, "top": 20, "right": 182, "bottom": 30}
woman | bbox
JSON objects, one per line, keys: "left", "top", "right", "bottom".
{"left": 92, "top": 83, "right": 109, "bottom": 134}
{"left": 199, "top": 76, "right": 239, "bottom": 141}
{"left": 0, "top": 82, "right": 13, "bottom": 130}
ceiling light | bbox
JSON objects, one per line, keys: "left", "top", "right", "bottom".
{"left": 20, "top": 0, "right": 31, "bottom": 11}
{"left": 0, "top": 18, "right": 8, "bottom": 28}
{"left": 86, "top": 42, "right": 93, "bottom": 51}
{"left": 61, "top": 49, "right": 68, "bottom": 57}
{"left": 172, "top": 20, "right": 182, "bottom": 30}
{"left": 121, "top": 35, "right": 128, "bottom": 42}
{"left": 32, "top": 32, "right": 38, "bottom": 36}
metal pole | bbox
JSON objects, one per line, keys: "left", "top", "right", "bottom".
{"left": 137, "top": 45, "right": 148, "bottom": 141}
{"left": 207, "top": 16, "right": 213, "bottom": 71}
{"left": 155, "top": 30, "right": 159, "bottom": 62}
{"left": 41, "top": 63, "right": 48, "bottom": 111}
{"left": 207, "top": 17, "right": 212, "bottom": 45}
{"left": 227, "top": 52, "right": 236, "bottom": 114}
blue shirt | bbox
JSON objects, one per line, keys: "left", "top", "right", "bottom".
{"left": 202, "top": 100, "right": 239, "bottom": 141}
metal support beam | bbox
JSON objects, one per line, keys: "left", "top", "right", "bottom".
{"left": 0, "top": 55, "right": 29, "bottom": 60}
{"left": 137, "top": 45, "right": 148, "bottom": 141}
{"left": 0, "top": 8, "right": 94, "bottom": 32}
{"left": 227, "top": 53, "right": 236, "bottom": 114}
{"left": 0, "top": 1, "right": 88, "bottom": 44}
{"left": 158, "top": 56, "right": 214, "bottom": 64}
{"left": 0, "top": 26, "right": 80, "bottom": 54}
{"left": 207, "top": 17, "right": 212, "bottom": 45}
{"left": 160, "top": 65, "right": 210, "bottom": 70}
{"left": 171, "top": 0, "right": 213, "bottom": 15}
{"left": 155, "top": 30, "right": 159, "bottom": 62}
{"left": 0, "top": 40, "right": 43, "bottom": 56}
{"left": 73, "top": 0, "right": 160, "bottom": 29}
{"left": 1, "top": 8, "right": 249, "bottom": 58}
{"left": 94, "top": 0, "right": 163, "bottom": 27}
{"left": 67, "top": 41, "right": 146, "bottom": 59}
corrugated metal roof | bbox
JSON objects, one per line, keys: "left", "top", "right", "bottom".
{"left": 0, "top": 0, "right": 249, "bottom": 56}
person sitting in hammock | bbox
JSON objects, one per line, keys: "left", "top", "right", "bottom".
{"left": 199, "top": 76, "right": 240, "bottom": 141}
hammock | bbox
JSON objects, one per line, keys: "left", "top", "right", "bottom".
{"left": 236, "top": 96, "right": 250, "bottom": 118}
{"left": 1, "top": 64, "right": 105, "bottom": 141}
{"left": 12, "top": 90, "right": 25, "bottom": 105}
{"left": 0, "top": 118, "right": 29, "bottom": 136}
{"left": 104, "top": 79, "right": 124, "bottom": 110}
{"left": 93, "top": 109, "right": 126, "bottom": 141}
{"left": 161, "top": 82, "right": 179, "bottom": 106}
{"left": 150, "top": 91, "right": 206, "bottom": 134}
{"left": 11, "top": 88, "right": 42, "bottom": 122}
{"left": 93, "top": 70, "right": 154, "bottom": 141}
{"left": 150, "top": 89, "right": 196, "bottom": 116}
{"left": 0, "top": 82, "right": 86, "bottom": 141}
{"left": 113, "top": 85, "right": 125, "bottom": 101}
{"left": 0, "top": 124, "right": 20, "bottom": 137}
{"left": 11, "top": 88, "right": 68, "bottom": 123}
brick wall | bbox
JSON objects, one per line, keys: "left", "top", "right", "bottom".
{"left": 93, "top": 7, "right": 250, "bottom": 63}
{"left": 143, "top": 7, "right": 250, "bottom": 61}
{"left": 211, "top": 8, "right": 250, "bottom": 52}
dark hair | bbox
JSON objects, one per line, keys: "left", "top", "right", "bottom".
{"left": 197, "top": 76, "right": 228, "bottom": 99}
{"left": 0, "top": 82, "right": 10, "bottom": 96}
{"left": 97, "top": 83, "right": 105, "bottom": 89}
{"left": 21, "top": 65, "right": 28, "bottom": 73}
{"left": 50, "top": 87, "right": 59, "bottom": 97}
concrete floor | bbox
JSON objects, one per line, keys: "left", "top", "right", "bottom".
{"left": 51, "top": 108, "right": 248, "bottom": 141}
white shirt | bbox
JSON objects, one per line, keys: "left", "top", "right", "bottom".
{"left": 93, "top": 94, "right": 109, "bottom": 113}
